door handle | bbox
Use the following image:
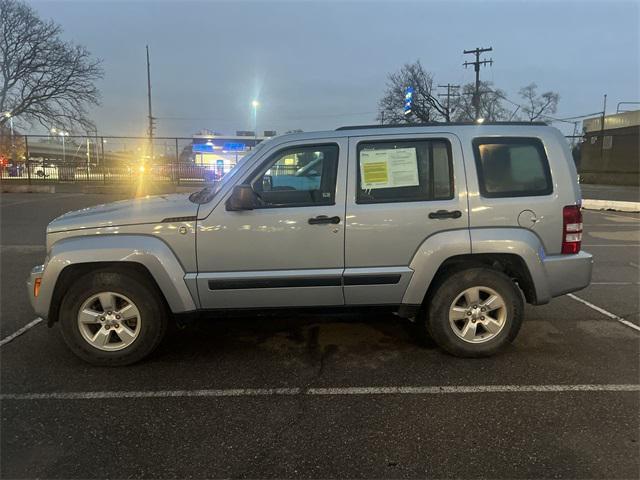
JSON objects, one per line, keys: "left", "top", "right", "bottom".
{"left": 308, "top": 215, "right": 341, "bottom": 225}
{"left": 428, "top": 209, "right": 462, "bottom": 220}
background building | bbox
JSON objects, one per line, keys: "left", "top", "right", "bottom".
{"left": 191, "top": 130, "right": 276, "bottom": 174}
{"left": 579, "top": 110, "right": 639, "bottom": 186}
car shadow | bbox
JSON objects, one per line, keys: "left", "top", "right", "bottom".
{"left": 157, "top": 311, "right": 438, "bottom": 361}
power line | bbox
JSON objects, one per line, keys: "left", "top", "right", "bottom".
{"left": 463, "top": 46, "right": 493, "bottom": 120}
{"left": 156, "top": 111, "right": 378, "bottom": 122}
{"left": 438, "top": 84, "right": 460, "bottom": 121}
{"left": 483, "top": 88, "right": 602, "bottom": 124}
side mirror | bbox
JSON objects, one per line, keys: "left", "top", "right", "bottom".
{"left": 226, "top": 184, "right": 257, "bottom": 211}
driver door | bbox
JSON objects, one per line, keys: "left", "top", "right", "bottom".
{"left": 196, "top": 139, "right": 347, "bottom": 309}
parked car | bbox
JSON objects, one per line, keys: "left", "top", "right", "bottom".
{"left": 27, "top": 123, "right": 592, "bottom": 365}
{"left": 2, "top": 162, "right": 25, "bottom": 177}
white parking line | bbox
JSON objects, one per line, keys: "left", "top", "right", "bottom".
{"left": 1, "top": 384, "right": 638, "bottom": 401}
{"left": 307, "top": 384, "right": 640, "bottom": 395}
{"left": 0, "top": 318, "right": 44, "bottom": 347}
{"left": 591, "top": 282, "right": 640, "bottom": 285}
{"left": 567, "top": 294, "right": 640, "bottom": 332}
{"left": 0, "top": 193, "right": 84, "bottom": 207}
{"left": 630, "top": 262, "right": 639, "bottom": 268}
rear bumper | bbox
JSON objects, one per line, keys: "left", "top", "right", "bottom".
{"left": 542, "top": 250, "right": 593, "bottom": 298}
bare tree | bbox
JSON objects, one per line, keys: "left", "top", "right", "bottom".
{"left": 518, "top": 83, "right": 559, "bottom": 122}
{"left": 452, "top": 81, "right": 510, "bottom": 121}
{"left": 0, "top": 0, "right": 103, "bottom": 132}
{"left": 377, "top": 60, "right": 449, "bottom": 124}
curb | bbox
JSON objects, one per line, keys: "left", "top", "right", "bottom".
{"left": 582, "top": 199, "right": 640, "bottom": 213}
{"left": 1, "top": 184, "right": 56, "bottom": 193}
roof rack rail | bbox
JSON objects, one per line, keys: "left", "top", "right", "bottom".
{"left": 336, "top": 121, "right": 547, "bottom": 131}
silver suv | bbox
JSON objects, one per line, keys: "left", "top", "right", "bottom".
{"left": 27, "top": 123, "right": 593, "bottom": 365}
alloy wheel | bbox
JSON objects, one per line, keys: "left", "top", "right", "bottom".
{"left": 77, "top": 291, "right": 141, "bottom": 351}
{"left": 448, "top": 286, "right": 507, "bottom": 343}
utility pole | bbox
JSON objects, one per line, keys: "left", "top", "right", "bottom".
{"left": 438, "top": 84, "right": 460, "bottom": 121}
{"left": 600, "top": 93, "right": 607, "bottom": 165}
{"left": 86, "top": 137, "right": 91, "bottom": 170}
{"left": 146, "top": 45, "right": 155, "bottom": 162}
{"left": 463, "top": 46, "right": 493, "bottom": 120}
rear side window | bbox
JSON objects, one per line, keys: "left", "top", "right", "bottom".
{"left": 356, "top": 139, "right": 453, "bottom": 204}
{"left": 472, "top": 137, "right": 552, "bottom": 198}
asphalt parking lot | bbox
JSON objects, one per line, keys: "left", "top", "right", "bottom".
{"left": 1, "top": 192, "right": 639, "bottom": 479}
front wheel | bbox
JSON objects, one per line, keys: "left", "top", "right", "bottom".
{"left": 59, "top": 270, "right": 168, "bottom": 366}
{"left": 425, "top": 268, "right": 524, "bottom": 357}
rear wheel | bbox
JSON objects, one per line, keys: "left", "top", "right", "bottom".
{"left": 425, "top": 268, "right": 523, "bottom": 357}
{"left": 59, "top": 270, "right": 168, "bottom": 366}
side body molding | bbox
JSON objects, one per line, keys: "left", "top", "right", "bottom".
{"left": 401, "top": 229, "right": 471, "bottom": 305}
{"left": 470, "top": 228, "right": 551, "bottom": 304}
{"left": 37, "top": 235, "right": 197, "bottom": 318}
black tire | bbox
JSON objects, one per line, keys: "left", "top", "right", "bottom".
{"left": 59, "top": 270, "right": 168, "bottom": 366}
{"left": 425, "top": 268, "right": 523, "bottom": 358}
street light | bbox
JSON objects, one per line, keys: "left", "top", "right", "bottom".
{"left": 57, "top": 130, "right": 69, "bottom": 162}
{"left": 252, "top": 100, "right": 260, "bottom": 146}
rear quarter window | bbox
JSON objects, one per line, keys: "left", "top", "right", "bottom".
{"left": 472, "top": 137, "right": 553, "bottom": 198}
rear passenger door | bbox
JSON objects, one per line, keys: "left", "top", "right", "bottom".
{"left": 344, "top": 134, "right": 469, "bottom": 305}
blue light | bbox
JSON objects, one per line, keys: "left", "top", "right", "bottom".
{"left": 404, "top": 86, "right": 413, "bottom": 115}
{"left": 192, "top": 143, "right": 216, "bottom": 153}
{"left": 223, "top": 142, "right": 246, "bottom": 151}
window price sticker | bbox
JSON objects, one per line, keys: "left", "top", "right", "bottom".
{"left": 360, "top": 147, "right": 419, "bottom": 189}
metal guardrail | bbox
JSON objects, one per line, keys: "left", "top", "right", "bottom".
{"left": 0, "top": 134, "right": 247, "bottom": 185}
{"left": 0, "top": 162, "right": 234, "bottom": 184}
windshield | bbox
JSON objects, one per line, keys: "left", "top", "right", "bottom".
{"left": 189, "top": 140, "right": 271, "bottom": 204}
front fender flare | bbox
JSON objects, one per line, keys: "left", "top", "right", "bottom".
{"left": 36, "top": 235, "right": 197, "bottom": 319}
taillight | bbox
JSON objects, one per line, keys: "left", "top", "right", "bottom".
{"left": 562, "top": 205, "right": 583, "bottom": 254}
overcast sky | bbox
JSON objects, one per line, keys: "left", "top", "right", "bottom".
{"left": 31, "top": 0, "right": 640, "bottom": 137}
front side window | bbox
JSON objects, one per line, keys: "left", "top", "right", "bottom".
{"left": 252, "top": 144, "right": 339, "bottom": 207}
{"left": 356, "top": 139, "right": 453, "bottom": 204}
{"left": 473, "top": 137, "right": 553, "bottom": 198}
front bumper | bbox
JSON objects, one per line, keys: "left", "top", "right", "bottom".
{"left": 543, "top": 250, "right": 594, "bottom": 298}
{"left": 26, "top": 264, "right": 46, "bottom": 318}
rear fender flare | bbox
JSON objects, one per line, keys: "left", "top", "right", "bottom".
{"left": 470, "top": 228, "right": 550, "bottom": 303}
{"left": 402, "top": 229, "right": 472, "bottom": 305}
{"left": 401, "top": 228, "right": 551, "bottom": 306}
